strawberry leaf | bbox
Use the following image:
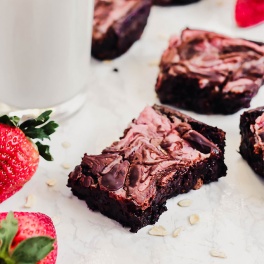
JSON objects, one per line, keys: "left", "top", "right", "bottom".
{"left": 11, "top": 236, "right": 55, "bottom": 263}
{"left": 22, "top": 121, "right": 59, "bottom": 140}
{"left": 22, "top": 127, "right": 51, "bottom": 141}
{"left": 0, "top": 115, "right": 19, "bottom": 127}
{"left": 17, "top": 111, "right": 58, "bottom": 161}
{"left": 0, "top": 212, "right": 18, "bottom": 261}
{"left": 19, "top": 111, "right": 58, "bottom": 139}
{"left": 41, "top": 121, "right": 58, "bottom": 137}
{"left": 19, "top": 110, "right": 52, "bottom": 129}
{"left": 35, "top": 110, "right": 53, "bottom": 124}
{"left": 35, "top": 142, "right": 53, "bottom": 161}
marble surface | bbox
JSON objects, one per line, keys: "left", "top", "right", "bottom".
{"left": 2, "top": 0, "right": 264, "bottom": 263}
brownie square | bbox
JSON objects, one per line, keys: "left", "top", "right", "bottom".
{"left": 240, "top": 106, "right": 264, "bottom": 177}
{"left": 153, "top": 0, "right": 200, "bottom": 6}
{"left": 155, "top": 28, "right": 264, "bottom": 114}
{"left": 67, "top": 104, "right": 227, "bottom": 232}
{"left": 92, "top": 0, "right": 152, "bottom": 60}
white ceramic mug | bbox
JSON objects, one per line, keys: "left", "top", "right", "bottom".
{"left": 0, "top": 0, "right": 94, "bottom": 119}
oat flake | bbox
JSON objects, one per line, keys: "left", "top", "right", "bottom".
{"left": 189, "top": 214, "right": 200, "bottom": 225}
{"left": 177, "top": 199, "right": 192, "bottom": 207}
{"left": 210, "top": 249, "right": 227, "bottom": 258}
{"left": 148, "top": 60, "right": 159, "bottom": 67}
{"left": 62, "top": 163, "right": 71, "bottom": 170}
{"left": 148, "top": 225, "right": 168, "bottom": 236}
{"left": 46, "top": 179, "right": 57, "bottom": 186}
{"left": 62, "top": 141, "right": 71, "bottom": 149}
{"left": 24, "top": 194, "right": 35, "bottom": 208}
{"left": 172, "top": 226, "right": 184, "bottom": 238}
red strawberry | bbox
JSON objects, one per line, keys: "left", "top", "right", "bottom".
{"left": 0, "top": 211, "right": 57, "bottom": 264}
{"left": 235, "top": 0, "right": 264, "bottom": 27}
{"left": 0, "top": 111, "right": 58, "bottom": 203}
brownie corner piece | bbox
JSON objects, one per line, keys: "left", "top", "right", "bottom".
{"left": 92, "top": 0, "right": 152, "bottom": 60}
{"left": 155, "top": 28, "right": 264, "bottom": 114}
{"left": 239, "top": 106, "right": 264, "bottom": 177}
{"left": 67, "top": 104, "right": 227, "bottom": 232}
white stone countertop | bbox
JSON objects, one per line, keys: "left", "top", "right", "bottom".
{"left": 2, "top": 0, "right": 264, "bottom": 263}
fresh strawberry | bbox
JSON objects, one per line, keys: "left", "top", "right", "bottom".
{"left": 0, "top": 211, "right": 57, "bottom": 264}
{"left": 235, "top": 0, "right": 264, "bottom": 27}
{"left": 0, "top": 111, "right": 58, "bottom": 203}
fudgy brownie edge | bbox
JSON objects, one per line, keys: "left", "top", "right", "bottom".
{"left": 155, "top": 28, "right": 264, "bottom": 114}
{"left": 67, "top": 104, "right": 227, "bottom": 232}
{"left": 240, "top": 106, "right": 264, "bottom": 177}
{"left": 92, "top": 0, "right": 152, "bottom": 60}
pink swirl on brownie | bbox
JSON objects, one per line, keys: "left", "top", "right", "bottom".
{"left": 156, "top": 28, "right": 264, "bottom": 114}
{"left": 68, "top": 105, "right": 227, "bottom": 232}
{"left": 240, "top": 106, "right": 264, "bottom": 178}
{"left": 92, "top": 0, "right": 151, "bottom": 60}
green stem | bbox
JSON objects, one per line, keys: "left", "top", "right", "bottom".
{"left": 0, "top": 256, "right": 14, "bottom": 264}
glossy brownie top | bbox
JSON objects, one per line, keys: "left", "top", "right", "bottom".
{"left": 158, "top": 28, "right": 264, "bottom": 93}
{"left": 70, "top": 105, "right": 221, "bottom": 209}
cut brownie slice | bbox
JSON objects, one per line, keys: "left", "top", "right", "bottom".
{"left": 92, "top": 0, "right": 152, "bottom": 60}
{"left": 155, "top": 28, "right": 264, "bottom": 114}
{"left": 67, "top": 105, "right": 227, "bottom": 232}
{"left": 240, "top": 106, "right": 264, "bottom": 177}
{"left": 153, "top": 0, "right": 200, "bottom": 6}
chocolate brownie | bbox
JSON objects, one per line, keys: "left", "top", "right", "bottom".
{"left": 155, "top": 28, "right": 264, "bottom": 114}
{"left": 92, "top": 0, "right": 152, "bottom": 60}
{"left": 240, "top": 106, "right": 264, "bottom": 177}
{"left": 153, "top": 0, "right": 200, "bottom": 6}
{"left": 67, "top": 105, "right": 227, "bottom": 232}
